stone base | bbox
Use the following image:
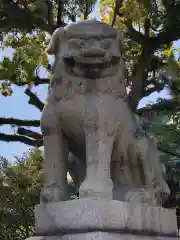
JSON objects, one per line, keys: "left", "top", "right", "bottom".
{"left": 26, "top": 232, "right": 178, "bottom": 240}
{"left": 27, "top": 199, "right": 178, "bottom": 240}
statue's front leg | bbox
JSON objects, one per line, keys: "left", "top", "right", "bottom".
{"left": 79, "top": 96, "right": 115, "bottom": 199}
{"left": 79, "top": 130, "right": 114, "bottom": 199}
{"left": 40, "top": 104, "right": 68, "bottom": 202}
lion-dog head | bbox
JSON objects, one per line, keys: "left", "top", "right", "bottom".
{"left": 47, "top": 20, "right": 124, "bottom": 79}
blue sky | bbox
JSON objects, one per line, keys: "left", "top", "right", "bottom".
{"left": 0, "top": 3, "right": 180, "bottom": 161}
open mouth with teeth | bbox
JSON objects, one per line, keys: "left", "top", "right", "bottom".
{"left": 64, "top": 55, "right": 120, "bottom": 69}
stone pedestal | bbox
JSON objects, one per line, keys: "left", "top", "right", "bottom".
{"left": 26, "top": 233, "right": 177, "bottom": 240}
{"left": 26, "top": 199, "right": 178, "bottom": 240}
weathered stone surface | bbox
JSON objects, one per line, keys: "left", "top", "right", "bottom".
{"left": 26, "top": 232, "right": 178, "bottom": 240}
{"left": 26, "top": 238, "right": 47, "bottom": 240}
{"left": 61, "top": 233, "right": 178, "bottom": 240}
{"left": 26, "top": 20, "right": 177, "bottom": 240}
{"left": 26, "top": 238, "right": 61, "bottom": 240}
{"left": 35, "top": 199, "right": 177, "bottom": 237}
{"left": 40, "top": 19, "right": 169, "bottom": 205}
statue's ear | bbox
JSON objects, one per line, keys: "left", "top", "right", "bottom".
{"left": 46, "top": 27, "right": 64, "bottom": 55}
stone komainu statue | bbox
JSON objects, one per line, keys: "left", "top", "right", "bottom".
{"left": 40, "top": 20, "right": 169, "bottom": 205}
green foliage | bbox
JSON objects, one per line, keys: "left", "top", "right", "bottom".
{"left": 0, "top": 32, "right": 49, "bottom": 96}
{"left": 64, "top": 0, "right": 97, "bottom": 20}
{"left": 0, "top": 149, "right": 43, "bottom": 239}
{"left": 100, "top": 0, "right": 180, "bottom": 84}
{"left": 0, "top": 0, "right": 97, "bottom": 96}
{"left": 100, "top": 0, "right": 152, "bottom": 28}
{"left": 0, "top": 149, "right": 78, "bottom": 239}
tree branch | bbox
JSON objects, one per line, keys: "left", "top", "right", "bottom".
{"left": 143, "top": 79, "right": 165, "bottom": 97}
{"left": 15, "top": 77, "right": 50, "bottom": 87}
{"left": 136, "top": 99, "right": 180, "bottom": 116}
{"left": 66, "top": 11, "right": 76, "bottom": 22}
{"left": 0, "top": 7, "right": 53, "bottom": 35}
{"left": 0, "top": 117, "right": 40, "bottom": 127}
{"left": 125, "top": 21, "right": 152, "bottom": 46}
{"left": 144, "top": 18, "right": 150, "bottom": 37}
{"left": 124, "top": 4, "right": 180, "bottom": 112}
{"left": 33, "top": 77, "right": 50, "bottom": 86}
{"left": 111, "top": 0, "right": 124, "bottom": 27}
{"left": 158, "top": 145, "right": 180, "bottom": 159}
{"left": 128, "top": 46, "right": 154, "bottom": 111}
{"left": 84, "top": 1, "right": 90, "bottom": 20}
{"left": 56, "top": 0, "right": 64, "bottom": 27}
{"left": 17, "top": 127, "right": 42, "bottom": 140}
{"left": 0, "top": 133, "right": 42, "bottom": 147}
{"left": 127, "top": 22, "right": 180, "bottom": 50}
{"left": 24, "top": 88, "right": 44, "bottom": 111}
{"left": 126, "top": 5, "right": 180, "bottom": 49}
{"left": 47, "top": 0, "right": 54, "bottom": 29}
{"left": 143, "top": 85, "right": 165, "bottom": 97}
{"left": 154, "top": 28, "right": 180, "bottom": 47}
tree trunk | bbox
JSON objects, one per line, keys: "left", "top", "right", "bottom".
{"left": 128, "top": 47, "right": 154, "bottom": 111}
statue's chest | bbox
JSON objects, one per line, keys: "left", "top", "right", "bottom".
{"left": 51, "top": 77, "right": 86, "bottom": 101}
{"left": 47, "top": 81, "right": 128, "bottom": 143}
{"left": 51, "top": 76, "right": 126, "bottom": 101}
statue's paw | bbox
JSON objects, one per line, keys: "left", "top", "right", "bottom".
{"left": 79, "top": 178, "right": 113, "bottom": 199}
{"left": 40, "top": 184, "right": 67, "bottom": 203}
{"left": 125, "top": 188, "right": 157, "bottom": 205}
{"left": 154, "top": 182, "right": 170, "bottom": 204}
{"left": 162, "top": 181, "right": 170, "bottom": 197}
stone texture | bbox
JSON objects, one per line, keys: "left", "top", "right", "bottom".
{"left": 34, "top": 199, "right": 177, "bottom": 237}
{"left": 26, "top": 20, "right": 177, "bottom": 240}
{"left": 26, "top": 238, "right": 47, "bottom": 240}
{"left": 61, "top": 233, "right": 178, "bottom": 240}
{"left": 40, "top": 19, "right": 169, "bottom": 204}
{"left": 26, "top": 232, "right": 179, "bottom": 240}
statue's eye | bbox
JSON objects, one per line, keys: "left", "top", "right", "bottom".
{"left": 68, "top": 39, "right": 82, "bottom": 48}
{"left": 101, "top": 39, "right": 111, "bottom": 49}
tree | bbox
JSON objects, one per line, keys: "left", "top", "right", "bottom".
{"left": 1, "top": 0, "right": 180, "bottom": 218}
{"left": 100, "top": 0, "right": 180, "bottom": 108}
{"left": 0, "top": 149, "right": 77, "bottom": 239}
{"left": 0, "top": 149, "right": 43, "bottom": 239}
